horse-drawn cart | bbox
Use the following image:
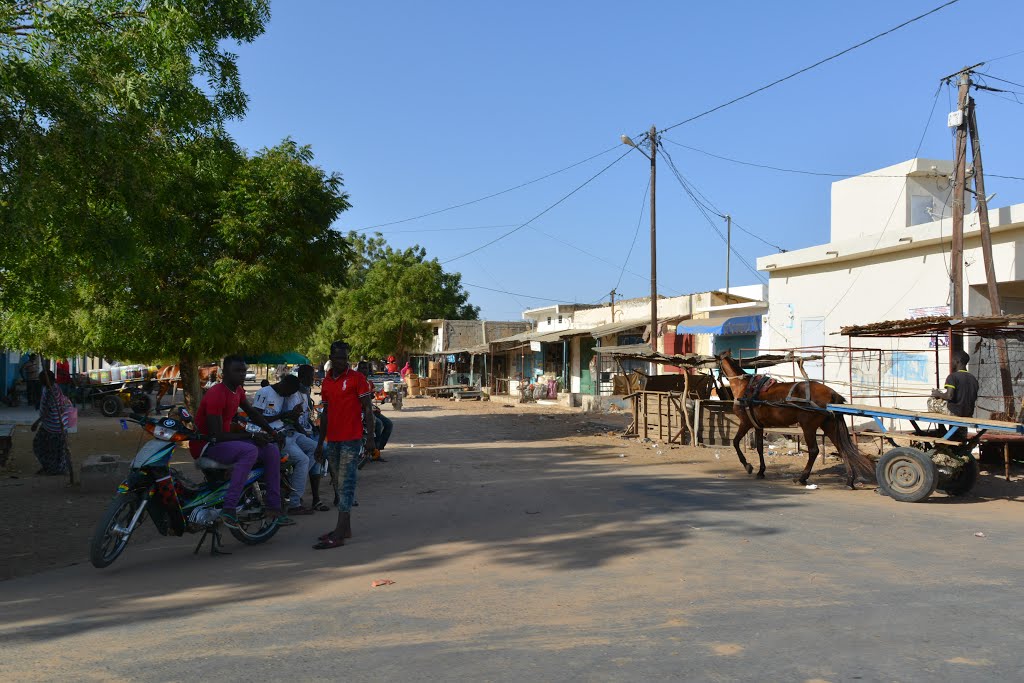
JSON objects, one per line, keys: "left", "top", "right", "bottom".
{"left": 827, "top": 403, "right": 1023, "bottom": 502}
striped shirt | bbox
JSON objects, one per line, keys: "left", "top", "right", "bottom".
{"left": 39, "top": 387, "right": 71, "bottom": 433}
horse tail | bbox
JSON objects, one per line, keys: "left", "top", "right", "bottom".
{"left": 829, "top": 390, "right": 847, "bottom": 405}
{"left": 831, "top": 414, "right": 876, "bottom": 484}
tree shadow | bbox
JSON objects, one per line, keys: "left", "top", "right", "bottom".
{"left": 0, "top": 439, "right": 807, "bottom": 646}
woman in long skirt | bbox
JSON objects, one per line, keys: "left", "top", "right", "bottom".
{"left": 31, "top": 371, "right": 71, "bottom": 475}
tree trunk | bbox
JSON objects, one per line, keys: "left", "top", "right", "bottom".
{"left": 179, "top": 353, "right": 203, "bottom": 414}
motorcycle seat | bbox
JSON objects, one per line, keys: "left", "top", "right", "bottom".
{"left": 195, "top": 457, "right": 232, "bottom": 471}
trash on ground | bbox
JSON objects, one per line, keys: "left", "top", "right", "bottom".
{"left": 974, "top": 532, "right": 986, "bottom": 538}
{"left": 371, "top": 579, "right": 396, "bottom": 588}
{"left": 618, "top": 454, "right": 626, "bottom": 458}
{"left": 433, "top": 459, "right": 441, "bottom": 463}
{"left": 714, "top": 451, "right": 721, "bottom": 460}
{"left": 805, "top": 484, "right": 819, "bottom": 490}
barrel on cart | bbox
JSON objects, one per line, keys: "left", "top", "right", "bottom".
{"left": 827, "top": 403, "right": 1022, "bottom": 503}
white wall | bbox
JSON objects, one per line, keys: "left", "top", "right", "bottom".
{"left": 830, "top": 159, "right": 961, "bottom": 242}
{"left": 762, "top": 206, "right": 1024, "bottom": 413}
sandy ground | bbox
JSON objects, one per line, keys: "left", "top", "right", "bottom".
{"left": 1, "top": 396, "right": 1023, "bottom": 680}
{"left": 1, "top": 394, "right": 1020, "bottom": 581}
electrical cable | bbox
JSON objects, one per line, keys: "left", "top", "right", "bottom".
{"left": 658, "top": 147, "right": 768, "bottom": 284}
{"left": 614, "top": 176, "right": 651, "bottom": 293}
{"left": 659, "top": 0, "right": 962, "bottom": 134}
{"left": 977, "top": 73, "right": 1024, "bottom": 89}
{"left": 440, "top": 148, "right": 632, "bottom": 264}
{"left": 821, "top": 86, "right": 944, "bottom": 320}
{"left": 369, "top": 224, "right": 519, "bottom": 235}
{"left": 354, "top": 144, "right": 620, "bottom": 231}
{"left": 461, "top": 281, "right": 570, "bottom": 303}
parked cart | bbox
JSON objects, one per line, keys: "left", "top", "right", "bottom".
{"left": 827, "top": 403, "right": 1024, "bottom": 502}
{"left": 83, "top": 379, "right": 156, "bottom": 417}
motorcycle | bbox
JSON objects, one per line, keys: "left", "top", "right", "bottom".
{"left": 89, "top": 408, "right": 290, "bottom": 569}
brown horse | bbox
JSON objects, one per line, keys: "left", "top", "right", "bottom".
{"left": 717, "top": 352, "right": 875, "bottom": 489}
{"left": 154, "top": 364, "right": 219, "bottom": 411}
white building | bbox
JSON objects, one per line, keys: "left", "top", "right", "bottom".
{"left": 757, "top": 158, "right": 1024, "bottom": 415}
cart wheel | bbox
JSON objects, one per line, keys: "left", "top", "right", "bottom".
{"left": 876, "top": 447, "right": 937, "bottom": 503}
{"left": 100, "top": 395, "right": 123, "bottom": 418}
{"left": 129, "top": 393, "right": 152, "bottom": 415}
{"left": 940, "top": 456, "right": 979, "bottom": 496}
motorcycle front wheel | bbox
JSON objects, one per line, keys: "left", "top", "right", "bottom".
{"left": 228, "top": 483, "right": 280, "bottom": 545}
{"left": 90, "top": 493, "right": 144, "bottom": 568}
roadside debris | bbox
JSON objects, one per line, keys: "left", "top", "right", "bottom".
{"left": 371, "top": 579, "right": 396, "bottom": 588}
{"left": 974, "top": 532, "right": 986, "bottom": 538}
{"left": 805, "top": 484, "right": 819, "bottom": 490}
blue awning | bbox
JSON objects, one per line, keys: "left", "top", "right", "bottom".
{"left": 676, "top": 315, "right": 762, "bottom": 336}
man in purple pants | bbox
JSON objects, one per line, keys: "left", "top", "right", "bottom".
{"left": 189, "top": 355, "right": 292, "bottom": 527}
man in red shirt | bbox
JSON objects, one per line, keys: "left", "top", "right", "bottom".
{"left": 55, "top": 359, "right": 73, "bottom": 398}
{"left": 191, "top": 355, "right": 290, "bottom": 527}
{"left": 313, "top": 341, "right": 375, "bottom": 549}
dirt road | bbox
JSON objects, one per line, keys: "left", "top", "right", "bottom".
{"left": 1, "top": 399, "right": 1022, "bottom": 681}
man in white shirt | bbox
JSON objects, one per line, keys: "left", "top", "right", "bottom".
{"left": 251, "top": 374, "right": 315, "bottom": 516}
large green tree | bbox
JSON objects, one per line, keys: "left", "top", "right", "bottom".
{"left": 2, "top": 137, "right": 352, "bottom": 405}
{"left": 303, "top": 234, "right": 479, "bottom": 363}
{"left": 0, "top": 2, "right": 358, "bottom": 406}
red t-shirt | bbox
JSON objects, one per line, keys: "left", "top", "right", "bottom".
{"left": 320, "top": 368, "right": 372, "bottom": 442}
{"left": 55, "top": 360, "right": 71, "bottom": 385}
{"left": 189, "top": 382, "right": 245, "bottom": 459}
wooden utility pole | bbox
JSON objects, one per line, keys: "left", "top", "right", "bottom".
{"left": 725, "top": 214, "right": 732, "bottom": 296}
{"left": 648, "top": 125, "right": 658, "bottom": 351}
{"left": 609, "top": 289, "right": 617, "bottom": 322}
{"left": 949, "top": 70, "right": 970, "bottom": 357}
{"left": 967, "top": 96, "right": 1015, "bottom": 417}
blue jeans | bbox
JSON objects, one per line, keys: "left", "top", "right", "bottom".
{"left": 283, "top": 432, "right": 316, "bottom": 508}
{"left": 375, "top": 414, "right": 393, "bottom": 450}
{"left": 324, "top": 440, "right": 361, "bottom": 512}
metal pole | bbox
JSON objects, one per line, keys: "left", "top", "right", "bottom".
{"left": 649, "top": 124, "right": 658, "bottom": 351}
{"left": 725, "top": 214, "right": 731, "bottom": 295}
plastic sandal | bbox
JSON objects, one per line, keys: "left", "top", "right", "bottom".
{"left": 313, "top": 536, "right": 344, "bottom": 550}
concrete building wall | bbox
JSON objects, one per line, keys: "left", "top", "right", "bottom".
{"left": 760, "top": 175, "right": 1024, "bottom": 414}
{"left": 829, "top": 159, "right": 961, "bottom": 242}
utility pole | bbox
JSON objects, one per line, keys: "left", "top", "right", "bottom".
{"left": 648, "top": 125, "right": 658, "bottom": 351}
{"left": 725, "top": 214, "right": 732, "bottom": 296}
{"left": 948, "top": 69, "right": 971, "bottom": 358}
{"left": 967, "top": 94, "right": 1015, "bottom": 417}
{"left": 609, "top": 289, "right": 617, "bottom": 323}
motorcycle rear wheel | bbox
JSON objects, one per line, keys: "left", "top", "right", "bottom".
{"left": 90, "top": 493, "right": 143, "bottom": 568}
{"left": 228, "top": 483, "right": 280, "bottom": 545}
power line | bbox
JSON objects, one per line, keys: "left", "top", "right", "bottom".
{"left": 369, "top": 223, "right": 518, "bottom": 235}
{"left": 822, "top": 86, "right": 944, "bottom": 320}
{"left": 461, "top": 281, "right": 569, "bottom": 303}
{"left": 982, "top": 48, "right": 1024, "bottom": 64}
{"left": 354, "top": 145, "right": 620, "bottom": 231}
{"left": 658, "top": 147, "right": 768, "bottom": 284}
{"left": 660, "top": 0, "right": 962, "bottom": 134}
{"left": 440, "top": 148, "right": 633, "bottom": 264}
{"left": 978, "top": 73, "right": 1024, "bottom": 89}
{"left": 614, "top": 176, "right": 650, "bottom": 292}
{"left": 656, "top": 147, "right": 788, "bottom": 253}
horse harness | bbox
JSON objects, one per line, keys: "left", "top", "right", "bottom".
{"left": 734, "top": 373, "right": 821, "bottom": 430}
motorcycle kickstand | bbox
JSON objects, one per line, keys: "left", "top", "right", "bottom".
{"left": 194, "top": 524, "right": 232, "bottom": 556}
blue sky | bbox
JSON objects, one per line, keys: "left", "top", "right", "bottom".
{"left": 226, "top": 0, "right": 1024, "bottom": 320}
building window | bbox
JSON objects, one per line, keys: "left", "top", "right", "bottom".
{"left": 558, "top": 315, "right": 563, "bottom": 324}
{"left": 433, "top": 327, "right": 439, "bottom": 336}
{"left": 547, "top": 317, "right": 552, "bottom": 325}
